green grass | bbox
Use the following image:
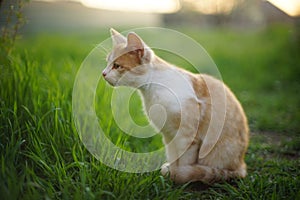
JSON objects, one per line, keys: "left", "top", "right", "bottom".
{"left": 1, "top": 25, "right": 300, "bottom": 199}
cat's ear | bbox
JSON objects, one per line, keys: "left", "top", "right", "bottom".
{"left": 127, "top": 32, "right": 144, "bottom": 54}
{"left": 127, "top": 32, "right": 153, "bottom": 63}
{"left": 110, "top": 28, "right": 126, "bottom": 46}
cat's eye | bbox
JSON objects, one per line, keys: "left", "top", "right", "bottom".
{"left": 112, "top": 63, "right": 122, "bottom": 69}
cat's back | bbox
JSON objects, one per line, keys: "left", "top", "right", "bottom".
{"left": 197, "top": 74, "right": 247, "bottom": 118}
{"left": 193, "top": 73, "right": 248, "bottom": 140}
{"left": 203, "top": 74, "right": 248, "bottom": 127}
{"left": 193, "top": 73, "right": 249, "bottom": 169}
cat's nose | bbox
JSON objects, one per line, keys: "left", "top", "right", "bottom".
{"left": 102, "top": 71, "right": 107, "bottom": 77}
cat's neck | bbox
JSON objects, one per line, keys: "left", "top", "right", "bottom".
{"left": 152, "top": 56, "right": 171, "bottom": 68}
{"left": 139, "top": 55, "right": 174, "bottom": 92}
{"left": 138, "top": 55, "right": 195, "bottom": 101}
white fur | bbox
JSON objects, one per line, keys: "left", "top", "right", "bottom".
{"left": 141, "top": 66, "right": 196, "bottom": 111}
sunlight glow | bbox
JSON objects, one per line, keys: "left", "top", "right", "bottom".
{"left": 267, "top": 0, "right": 300, "bottom": 17}
{"left": 80, "top": 0, "right": 180, "bottom": 13}
{"left": 184, "top": 0, "right": 243, "bottom": 15}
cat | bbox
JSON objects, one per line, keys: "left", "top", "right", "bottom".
{"left": 102, "top": 28, "right": 249, "bottom": 184}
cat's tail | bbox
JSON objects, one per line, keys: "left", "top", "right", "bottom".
{"left": 169, "top": 163, "right": 247, "bottom": 184}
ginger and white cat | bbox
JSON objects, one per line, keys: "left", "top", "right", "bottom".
{"left": 102, "top": 29, "right": 249, "bottom": 184}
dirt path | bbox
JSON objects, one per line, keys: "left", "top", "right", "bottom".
{"left": 250, "top": 131, "right": 300, "bottom": 159}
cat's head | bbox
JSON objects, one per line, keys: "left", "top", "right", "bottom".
{"left": 102, "top": 28, "right": 154, "bottom": 87}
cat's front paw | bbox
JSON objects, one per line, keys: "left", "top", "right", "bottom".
{"left": 160, "top": 163, "right": 170, "bottom": 176}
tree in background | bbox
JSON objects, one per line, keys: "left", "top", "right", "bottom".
{"left": 0, "top": 0, "right": 28, "bottom": 60}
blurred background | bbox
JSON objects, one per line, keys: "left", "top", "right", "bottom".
{"left": 1, "top": 0, "right": 299, "bottom": 33}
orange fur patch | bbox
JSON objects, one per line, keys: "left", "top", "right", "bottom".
{"left": 113, "top": 50, "right": 147, "bottom": 75}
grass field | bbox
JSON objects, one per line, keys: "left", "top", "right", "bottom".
{"left": 1, "top": 25, "right": 300, "bottom": 199}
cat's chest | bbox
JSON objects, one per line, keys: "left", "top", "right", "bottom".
{"left": 140, "top": 68, "right": 196, "bottom": 114}
{"left": 142, "top": 87, "right": 179, "bottom": 113}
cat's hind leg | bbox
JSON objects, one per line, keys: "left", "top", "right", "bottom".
{"left": 169, "top": 163, "right": 247, "bottom": 184}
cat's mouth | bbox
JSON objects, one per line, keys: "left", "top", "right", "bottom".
{"left": 102, "top": 75, "right": 118, "bottom": 87}
{"left": 103, "top": 77, "right": 115, "bottom": 86}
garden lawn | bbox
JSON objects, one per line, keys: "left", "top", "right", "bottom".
{"left": 1, "top": 25, "right": 299, "bottom": 199}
